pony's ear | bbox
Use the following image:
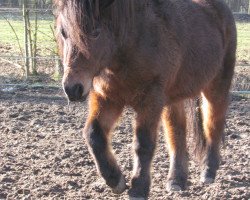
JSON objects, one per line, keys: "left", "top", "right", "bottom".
{"left": 99, "top": 0, "right": 115, "bottom": 9}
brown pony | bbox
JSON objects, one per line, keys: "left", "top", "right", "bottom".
{"left": 54, "top": 0, "right": 236, "bottom": 199}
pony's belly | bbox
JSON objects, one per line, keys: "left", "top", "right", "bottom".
{"left": 167, "top": 88, "right": 201, "bottom": 104}
{"left": 166, "top": 72, "right": 217, "bottom": 103}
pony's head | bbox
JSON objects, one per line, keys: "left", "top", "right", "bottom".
{"left": 54, "top": 0, "right": 115, "bottom": 101}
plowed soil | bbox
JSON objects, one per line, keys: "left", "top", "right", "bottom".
{"left": 0, "top": 81, "right": 249, "bottom": 199}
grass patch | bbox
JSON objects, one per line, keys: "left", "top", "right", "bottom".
{"left": 0, "top": 14, "right": 56, "bottom": 57}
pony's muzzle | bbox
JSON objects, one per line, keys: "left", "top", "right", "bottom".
{"left": 64, "top": 83, "right": 85, "bottom": 101}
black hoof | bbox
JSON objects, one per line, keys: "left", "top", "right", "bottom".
{"left": 166, "top": 179, "right": 186, "bottom": 192}
{"left": 111, "top": 175, "right": 127, "bottom": 194}
{"left": 129, "top": 197, "right": 146, "bottom": 200}
{"left": 200, "top": 166, "right": 216, "bottom": 184}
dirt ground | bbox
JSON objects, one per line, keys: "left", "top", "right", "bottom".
{"left": 0, "top": 68, "right": 249, "bottom": 200}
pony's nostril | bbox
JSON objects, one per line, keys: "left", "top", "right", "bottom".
{"left": 64, "top": 84, "right": 84, "bottom": 101}
{"left": 73, "top": 84, "right": 84, "bottom": 98}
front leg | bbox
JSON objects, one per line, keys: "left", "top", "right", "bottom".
{"left": 83, "top": 92, "right": 126, "bottom": 194}
{"left": 129, "top": 88, "right": 164, "bottom": 199}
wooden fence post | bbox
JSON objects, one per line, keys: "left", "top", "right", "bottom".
{"left": 32, "top": 0, "right": 39, "bottom": 75}
{"left": 23, "top": 0, "right": 29, "bottom": 78}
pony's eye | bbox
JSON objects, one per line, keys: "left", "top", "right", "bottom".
{"left": 61, "top": 28, "right": 67, "bottom": 39}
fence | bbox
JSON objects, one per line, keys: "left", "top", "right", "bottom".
{"left": 224, "top": 0, "right": 250, "bottom": 13}
{"left": 0, "top": 4, "right": 59, "bottom": 80}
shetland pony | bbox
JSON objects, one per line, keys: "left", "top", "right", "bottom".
{"left": 54, "top": 0, "right": 236, "bottom": 199}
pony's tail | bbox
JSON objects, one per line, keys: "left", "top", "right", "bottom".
{"left": 187, "top": 98, "right": 206, "bottom": 160}
{"left": 193, "top": 98, "right": 206, "bottom": 159}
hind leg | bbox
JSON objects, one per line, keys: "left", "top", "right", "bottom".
{"left": 200, "top": 43, "right": 235, "bottom": 183}
{"left": 200, "top": 77, "right": 232, "bottom": 183}
{"left": 83, "top": 92, "right": 126, "bottom": 194}
{"left": 162, "top": 101, "right": 188, "bottom": 191}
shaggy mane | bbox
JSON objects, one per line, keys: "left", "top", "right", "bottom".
{"left": 54, "top": 0, "right": 135, "bottom": 55}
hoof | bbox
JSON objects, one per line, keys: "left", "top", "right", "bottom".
{"left": 112, "top": 175, "right": 127, "bottom": 194}
{"left": 167, "top": 180, "right": 185, "bottom": 192}
{"left": 129, "top": 197, "right": 146, "bottom": 200}
{"left": 200, "top": 176, "right": 214, "bottom": 184}
{"left": 166, "top": 180, "right": 183, "bottom": 192}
